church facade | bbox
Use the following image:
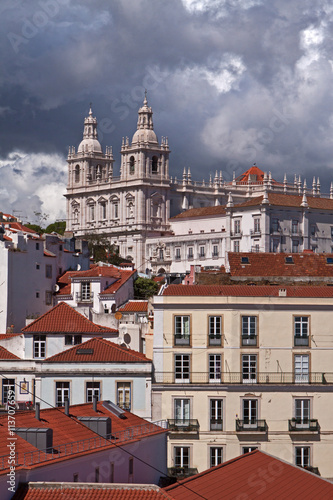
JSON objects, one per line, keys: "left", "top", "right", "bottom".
{"left": 65, "top": 96, "right": 331, "bottom": 270}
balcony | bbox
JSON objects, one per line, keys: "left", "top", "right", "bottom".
{"left": 153, "top": 371, "right": 333, "bottom": 385}
{"left": 167, "top": 467, "right": 198, "bottom": 479}
{"left": 241, "top": 335, "right": 257, "bottom": 346}
{"left": 289, "top": 418, "right": 319, "bottom": 433}
{"left": 174, "top": 334, "right": 190, "bottom": 346}
{"left": 230, "top": 230, "right": 243, "bottom": 238}
{"left": 250, "top": 229, "right": 261, "bottom": 237}
{"left": 167, "top": 419, "right": 199, "bottom": 434}
{"left": 212, "top": 252, "right": 219, "bottom": 259}
{"left": 210, "top": 419, "right": 223, "bottom": 431}
{"left": 209, "top": 334, "right": 222, "bottom": 346}
{"left": 76, "top": 292, "right": 94, "bottom": 303}
{"left": 236, "top": 419, "right": 268, "bottom": 433}
{"left": 294, "top": 335, "right": 309, "bottom": 347}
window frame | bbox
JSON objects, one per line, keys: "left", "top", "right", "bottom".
{"left": 55, "top": 381, "right": 70, "bottom": 407}
{"left": 208, "top": 315, "right": 222, "bottom": 346}
{"left": 241, "top": 316, "right": 258, "bottom": 347}
{"left": 242, "top": 398, "right": 259, "bottom": 427}
{"left": 33, "top": 335, "right": 46, "bottom": 359}
{"left": 2, "top": 379, "right": 15, "bottom": 405}
{"left": 210, "top": 447, "right": 223, "bottom": 468}
{"left": 209, "top": 398, "right": 223, "bottom": 431}
{"left": 174, "top": 354, "right": 190, "bottom": 383}
{"left": 86, "top": 381, "right": 101, "bottom": 403}
{"left": 295, "top": 445, "right": 311, "bottom": 468}
{"left": 241, "top": 354, "right": 257, "bottom": 383}
{"left": 294, "top": 354, "right": 310, "bottom": 383}
{"left": 116, "top": 381, "right": 131, "bottom": 411}
{"left": 174, "top": 315, "right": 191, "bottom": 346}
{"left": 174, "top": 446, "right": 190, "bottom": 469}
{"left": 293, "top": 316, "right": 310, "bottom": 347}
{"left": 209, "top": 353, "right": 222, "bottom": 383}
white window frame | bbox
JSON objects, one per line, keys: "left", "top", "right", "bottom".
{"left": 117, "top": 382, "right": 131, "bottom": 411}
{"left": 242, "top": 354, "right": 257, "bottom": 383}
{"left": 209, "top": 354, "right": 221, "bottom": 382}
{"left": 241, "top": 316, "right": 257, "bottom": 346}
{"left": 56, "top": 381, "right": 70, "bottom": 407}
{"left": 294, "top": 317, "right": 309, "bottom": 346}
{"left": 33, "top": 335, "right": 46, "bottom": 359}
{"left": 242, "top": 399, "right": 258, "bottom": 428}
{"left": 174, "top": 446, "right": 190, "bottom": 469}
{"left": 210, "top": 447, "right": 223, "bottom": 467}
{"left": 294, "top": 354, "right": 309, "bottom": 383}
{"left": 175, "top": 354, "right": 190, "bottom": 383}
{"left": 210, "top": 399, "right": 223, "bottom": 431}
{"left": 295, "top": 446, "right": 311, "bottom": 468}
{"left": 86, "top": 381, "right": 101, "bottom": 402}
{"left": 174, "top": 316, "right": 190, "bottom": 345}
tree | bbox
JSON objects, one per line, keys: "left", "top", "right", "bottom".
{"left": 134, "top": 277, "right": 159, "bottom": 299}
{"left": 24, "top": 223, "right": 44, "bottom": 234}
{"left": 83, "top": 232, "right": 128, "bottom": 264}
{"left": 45, "top": 221, "right": 66, "bottom": 235}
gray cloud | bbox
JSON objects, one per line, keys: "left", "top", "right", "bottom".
{"left": 1, "top": 0, "right": 333, "bottom": 221}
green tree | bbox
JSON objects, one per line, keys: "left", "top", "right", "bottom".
{"left": 134, "top": 277, "right": 159, "bottom": 299}
{"left": 24, "top": 223, "right": 44, "bottom": 234}
{"left": 83, "top": 232, "right": 128, "bottom": 264}
{"left": 45, "top": 221, "right": 66, "bottom": 235}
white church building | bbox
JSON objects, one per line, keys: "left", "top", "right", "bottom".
{"left": 65, "top": 96, "right": 333, "bottom": 272}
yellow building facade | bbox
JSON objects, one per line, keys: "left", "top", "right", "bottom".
{"left": 152, "top": 284, "right": 333, "bottom": 479}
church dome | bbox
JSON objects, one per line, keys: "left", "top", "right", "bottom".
{"left": 78, "top": 138, "right": 102, "bottom": 154}
{"left": 132, "top": 128, "right": 158, "bottom": 144}
{"left": 77, "top": 106, "right": 102, "bottom": 154}
{"left": 131, "top": 93, "right": 158, "bottom": 145}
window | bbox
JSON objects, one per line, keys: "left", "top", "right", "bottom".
{"left": 212, "top": 245, "right": 218, "bottom": 257}
{"left": 271, "top": 239, "right": 279, "bottom": 252}
{"left": 95, "top": 467, "right": 99, "bottom": 483}
{"left": 36, "top": 292, "right": 40, "bottom": 299}
{"left": 175, "top": 248, "right": 181, "bottom": 260}
{"left": 81, "top": 282, "right": 91, "bottom": 301}
{"left": 294, "top": 354, "right": 309, "bottom": 383}
{"left": 101, "top": 202, "right": 107, "bottom": 219}
{"left": 129, "top": 156, "right": 135, "bottom": 174}
{"left": 36, "top": 263, "right": 40, "bottom": 270}
{"left": 90, "top": 204, "right": 95, "bottom": 221}
{"left": 56, "top": 382, "right": 70, "bottom": 407}
{"left": 234, "top": 219, "right": 241, "bottom": 234}
{"left": 174, "top": 398, "right": 190, "bottom": 424}
{"left": 159, "top": 249, "right": 164, "bottom": 260}
{"left": 210, "top": 447, "right": 223, "bottom": 467}
{"left": 209, "top": 316, "right": 222, "bottom": 345}
{"left": 271, "top": 218, "right": 279, "bottom": 232}
{"left": 114, "top": 202, "right": 119, "bottom": 219}
{"left": 36, "top": 242, "right": 40, "bottom": 250}
{"left": 117, "top": 382, "right": 131, "bottom": 410}
{"left": 129, "top": 457, "right": 134, "bottom": 476}
{"left": 74, "top": 335, "right": 82, "bottom": 345}
{"left": 34, "top": 335, "right": 46, "bottom": 359}
{"left": 74, "top": 165, "right": 80, "bottom": 183}
{"left": 86, "top": 382, "right": 100, "bottom": 402}
{"left": 65, "top": 335, "right": 82, "bottom": 346}
{"left": 292, "top": 219, "right": 299, "bottom": 234}
{"left": 73, "top": 474, "right": 79, "bottom": 482}
{"left": 2, "top": 379, "right": 15, "bottom": 405}
{"left": 174, "top": 316, "right": 190, "bottom": 345}
{"left": 242, "top": 354, "right": 257, "bottom": 383}
{"left": 254, "top": 218, "right": 260, "bottom": 233}
{"left": 175, "top": 354, "right": 190, "bottom": 383}
{"left": 243, "top": 399, "right": 258, "bottom": 427}
{"left": 294, "top": 317, "right": 309, "bottom": 346}
{"left": 152, "top": 156, "right": 158, "bottom": 173}
{"left": 241, "top": 316, "right": 257, "bottom": 346}
{"left": 45, "top": 291, "right": 52, "bottom": 305}
{"left": 233, "top": 240, "right": 240, "bottom": 252}
{"left": 45, "top": 265, "right": 52, "bottom": 278}
{"left": 242, "top": 446, "right": 258, "bottom": 454}
{"left": 295, "top": 446, "right": 310, "bottom": 468}
{"left": 310, "top": 225, "right": 316, "bottom": 236}
{"left": 295, "top": 399, "right": 310, "bottom": 428}
{"left": 199, "top": 246, "right": 205, "bottom": 258}
{"left": 210, "top": 399, "right": 223, "bottom": 431}
{"left": 292, "top": 240, "right": 299, "bottom": 253}
{"left": 209, "top": 354, "right": 221, "bottom": 382}
{"left": 174, "top": 447, "right": 189, "bottom": 469}
{"left": 188, "top": 247, "right": 193, "bottom": 259}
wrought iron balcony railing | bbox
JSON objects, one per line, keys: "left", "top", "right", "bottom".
{"left": 241, "top": 335, "right": 257, "bottom": 346}
{"left": 167, "top": 467, "right": 198, "bottom": 478}
{"left": 174, "top": 334, "right": 190, "bottom": 346}
{"left": 210, "top": 419, "right": 223, "bottom": 431}
{"left": 288, "top": 418, "right": 319, "bottom": 432}
{"left": 209, "top": 334, "right": 222, "bottom": 346}
{"left": 167, "top": 419, "right": 199, "bottom": 433}
{"left": 236, "top": 419, "right": 268, "bottom": 432}
{"left": 294, "top": 335, "right": 309, "bottom": 346}
{"left": 153, "top": 371, "right": 333, "bottom": 385}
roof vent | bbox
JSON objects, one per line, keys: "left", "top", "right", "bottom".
{"left": 77, "top": 416, "right": 111, "bottom": 439}
{"left": 326, "top": 257, "right": 333, "bottom": 264}
{"left": 76, "top": 348, "right": 94, "bottom": 355}
{"left": 102, "top": 400, "right": 127, "bottom": 419}
{"left": 279, "top": 288, "right": 287, "bottom": 297}
{"left": 241, "top": 256, "right": 249, "bottom": 264}
{"left": 285, "top": 256, "right": 294, "bottom": 264}
{"left": 14, "top": 427, "right": 53, "bottom": 451}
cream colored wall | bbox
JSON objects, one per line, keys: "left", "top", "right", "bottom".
{"left": 153, "top": 293, "right": 333, "bottom": 478}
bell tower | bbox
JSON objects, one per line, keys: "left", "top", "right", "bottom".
{"left": 120, "top": 93, "right": 170, "bottom": 181}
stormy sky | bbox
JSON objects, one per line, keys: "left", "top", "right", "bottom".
{"left": 1, "top": 0, "right": 333, "bottom": 222}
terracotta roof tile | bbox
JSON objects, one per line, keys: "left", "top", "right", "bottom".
{"left": 0, "top": 345, "right": 20, "bottom": 359}
{"left": 100, "top": 270, "right": 136, "bottom": 295}
{"left": 234, "top": 165, "right": 278, "bottom": 184}
{"left": 235, "top": 192, "right": 333, "bottom": 210}
{"left": 12, "top": 484, "right": 174, "bottom": 500}
{"left": 22, "top": 302, "right": 117, "bottom": 334}
{"left": 44, "top": 337, "right": 150, "bottom": 363}
{"left": 118, "top": 301, "right": 148, "bottom": 313}
{"left": 164, "top": 450, "right": 333, "bottom": 499}
{"left": 163, "top": 284, "right": 333, "bottom": 298}
{"left": 228, "top": 252, "right": 333, "bottom": 277}
{"left": 171, "top": 205, "right": 226, "bottom": 219}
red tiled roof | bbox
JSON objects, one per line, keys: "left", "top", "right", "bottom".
{"left": 0, "top": 345, "right": 20, "bottom": 359}
{"left": 44, "top": 249, "right": 56, "bottom": 257}
{"left": 100, "top": 270, "right": 136, "bottom": 295}
{"left": 6, "top": 222, "right": 38, "bottom": 234}
{"left": 44, "top": 337, "right": 150, "bottom": 363}
{"left": 22, "top": 302, "right": 117, "bottom": 334}
{"left": 163, "top": 284, "right": 333, "bottom": 298}
{"left": 56, "top": 268, "right": 136, "bottom": 296}
{"left": 3, "top": 235, "right": 12, "bottom": 241}
{"left": 0, "top": 401, "right": 166, "bottom": 475}
{"left": 12, "top": 484, "right": 174, "bottom": 500}
{"left": 171, "top": 205, "right": 226, "bottom": 219}
{"left": 228, "top": 252, "right": 333, "bottom": 277}
{"left": 164, "top": 450, "right": 333, "bottom": 499}
{"left": 235, "top": 192, "right": 333, "bottom": 210}
{"left": 118, "top": 301, "right": 148, "bottom": 313}
{"left": 234, "top": 165, "right": 279, "bottom": 185}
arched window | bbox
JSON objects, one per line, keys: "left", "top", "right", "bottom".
{"left": 74, "top": 165, "right": 80, "bottom": 183}
{"left": 152, "top": 156, "right": 158, "bottom": 173}
{"left": 129, "top": 156, "right": 135, "bottom": 174}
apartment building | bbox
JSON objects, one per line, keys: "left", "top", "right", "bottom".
{"left": 152, "top": 284, "right": 333, "bottom": 479}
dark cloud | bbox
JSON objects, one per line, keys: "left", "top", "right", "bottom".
{"left": 1, "top": 0, "right": 333, "bottom": 221}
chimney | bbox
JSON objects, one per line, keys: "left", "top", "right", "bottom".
{"left": 93, "top": 395, "right": 98, "bottom": 413}
{"left": 279, "top": 288, "right": 287, "bottom": 297}
{"left": 64, "top": 398, "right": 69, "bottom": 416}
{"left": 35, "top": 402, "right": 40, "bottom": 421}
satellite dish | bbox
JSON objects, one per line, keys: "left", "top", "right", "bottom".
{"left": 53, "top": 284, "right": 60, "bottom": 292}
{"left": 77, "top": 264, "right": 81, "bottom": 271}
{"left": 115, "top": 311, "right": 122, "bottom": 320}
